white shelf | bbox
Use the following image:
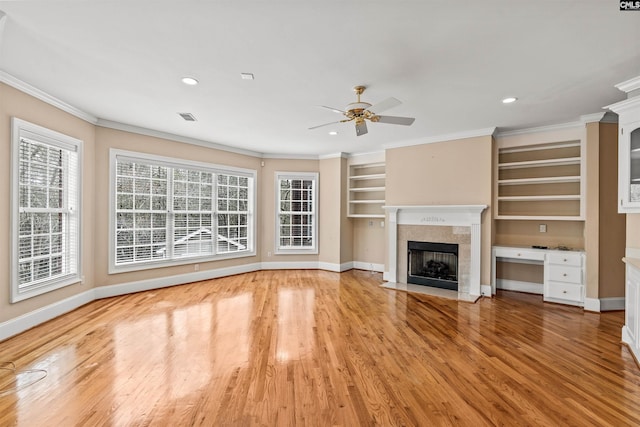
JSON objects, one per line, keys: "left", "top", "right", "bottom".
{"left": 498, "top": 195, "right": 580, "bottom": 201}
{"left": 349, "top": 173, "right": 385, "bottom": 180}
{"left": 348, "top": 160, "right": 386, "bottom": 218}
{"left": 498, "top": 157, "right": 581, "bottom": 170}
{"left": 349, "top": 186, "right": 385, "bottom": 192}
{"left": 498, "top": 176, "right": 580, "bottom": 186}
{"left": 495, "top": 215, "right": 584, "bottom": 221}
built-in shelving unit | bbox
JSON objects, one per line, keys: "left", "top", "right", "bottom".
{"left": 348, "top": 161, "right": 385, "bottom": 218}
{"left": 495, "top": 140, "right": 585, "bottom": 220}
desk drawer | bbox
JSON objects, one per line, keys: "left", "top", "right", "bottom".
{"left": 548, "top": 265, "right": 582, "bottom": 284}
{"left": 494, "top": 247, "right": 545, "bottom": 261}
{"left": 547, "top": 252, "right": 582, "bottom": 267}
{"left": 546, "top": 282, "right": 583, "bottom": 303}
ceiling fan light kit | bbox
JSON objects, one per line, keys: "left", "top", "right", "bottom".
{"left": 310, "top": 85, "right": 415, "bottom": 136}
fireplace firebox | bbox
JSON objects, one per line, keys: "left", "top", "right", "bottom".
{"left": 407, "top": 241, "right": 458, "bottom": 291}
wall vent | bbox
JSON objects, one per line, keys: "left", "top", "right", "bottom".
{"left": 178, "top": 112, "right": 197, "bottom": 121}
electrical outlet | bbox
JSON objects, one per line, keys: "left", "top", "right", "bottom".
{"left": 380, "top": 221, "right": 385, "bottom": 228}
{"left": 368, "top": 220, "right": 374, "bottom": 227}
{"left": 267, "top": 251, "right": 272, "bottom": 257}
{"left": 194, "top": 264, "right": 200, "bottom": 271}
{"left": 539, "top": 224, "right": 547, "bottom": 233}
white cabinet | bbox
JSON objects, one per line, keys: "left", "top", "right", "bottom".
{"left": 348, "top": 161, "right": 385, "bottom": 218}
{"left": 544, "top": 251, "right": 584, "bottom": 306}
{"left": 606, "top": 77, "right": 640, "bottom": 213}
{"left": 492, "top": 246, "right": 585, "bottom": 307}
{"left": 622, "top": 260, "right": 640, "bottom": 363}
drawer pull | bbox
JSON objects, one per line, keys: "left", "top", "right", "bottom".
{"left": 563, "top": 290, "right": 567, "bottom": 294}
{"left": 517, "top": 253, "right": 521, "bottom": 256}
{"left": 563, "top": 258, "right": 567, "bottom": 262}
{"left": 563, "top": 273, "right": 567, "bottom": 277}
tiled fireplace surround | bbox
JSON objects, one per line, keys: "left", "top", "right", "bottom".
{"left": 383, "top": 205, "right": 487, "bottom": 301}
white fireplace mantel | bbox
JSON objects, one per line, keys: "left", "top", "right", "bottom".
{"left": 383, "top": 205, "right": 487, "bottom": 298}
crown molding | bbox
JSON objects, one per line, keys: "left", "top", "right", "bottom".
{"left": 495, "top": 121, "right": 583, "bottom": 138}
{"left": 615, "top": 75, "right": 640, "bottom": 94}
{"left": 605, "top": 95, "right": 640, "bottom": 115}
{"left": 383, "top": 127, "right": 497, "bottom": 150}
{"left": 260, "top": 152, "right": 322, "bottom": 160}
{"left": 0, "top": 70, "right": 98, "bottom": 124}
{"left": 96, "top": 119, "right": 264, "bottom": 158}
{"left": 347, "top": 150, "right": 385, "bottom": 159}
{"left": 318, "top": 152, "right": 349, "bottom": 160}
{"left": 580, "top": 112, "right": 607, "bottom": 124}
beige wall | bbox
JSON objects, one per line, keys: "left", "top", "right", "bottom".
{"left": 339, "top": 157, "right": 354, "bottom": 264}
{"left": 0, "top": 83, "right": 96, "bottom": 323}
{"left": 598, "top": 122, "right": 626, "bottom": 298}
{"left": 628, "top": 215, "right": 640, "bottom": 248}
{"left": 93, "top": 127, "right": 262, "bottom": 287}
{"left": 259, "top": 157, "right": 320, "bottom": 262}
{"left": 385, "top": 136, "right": 493, "bottom": 285}
{"left": 352, "top": 219, "right": 385, "bottom": 266}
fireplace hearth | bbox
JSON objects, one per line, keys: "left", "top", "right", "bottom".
{"left": 407, "top": 241, "right": 459, "bottom": 291}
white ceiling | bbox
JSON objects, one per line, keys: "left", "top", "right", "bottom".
{"left": 0, "top": 1, "right": 639, "bottom": 157}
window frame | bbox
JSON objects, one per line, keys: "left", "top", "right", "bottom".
{"left": 275, "top": 171, "right": 319, "bottom": 255}
{"left": 10, "top": 118, "right": 83, "bottom": 303}
{"left": 109, "top": 149, "right": 256, "bottom": 274}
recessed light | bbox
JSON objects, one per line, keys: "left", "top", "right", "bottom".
{"left": 328, "top": 131, "right": 338, "bottom": 136}
{"left": 502, "top": 97, "right": 517, "bottom": 104}
{"left": 240, "top": 73, "right": 255, "bottom": 80}
{"left": 181, "top": 77, "right": 199, "bottom": 86}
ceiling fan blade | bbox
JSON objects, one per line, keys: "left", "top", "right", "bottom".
{"left": 308, "top": 120, "right": 343, "bottom": 130}
{"left": 375, "top": 115, "right": 415, "bottom": 126}
{"left": 368, "top": 97, "right": 401, "bottom": 114}
{"left": 320, "top": 105, "right": 346, "bottom": 114}
{"left": 355, "top": 120, "right": 368, "bottom": 136}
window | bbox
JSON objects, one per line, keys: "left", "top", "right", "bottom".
{"left": 276, "top": 172, "right": 318, "bottom": 254}
{"left": 111, "top": 150, "right": 255, "bottom": 272}
{"left": 11, "top": 118, "right": 82, "bottom": 302}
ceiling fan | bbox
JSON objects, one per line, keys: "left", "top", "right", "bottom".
{"left": 309, "top": 85, "right": 415, "bottom": 136}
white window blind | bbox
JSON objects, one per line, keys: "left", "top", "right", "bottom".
{"left": 276, "top": 172, "right": 318, "bottom": 253}
{"left": 112, "top": 151, "right": 255, "bottom": 272}
{"left": 11, "top": 118, "right": 82, "bottom": 302}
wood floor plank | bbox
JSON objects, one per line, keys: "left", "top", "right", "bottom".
{"left": 0, "top": 269, "right": 639, "bottom": 426}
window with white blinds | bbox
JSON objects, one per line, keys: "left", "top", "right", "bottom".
{"left": 276, "top": 172, "right": 318, "bottom": 254}
{"left": 11, "top": 118, "right": 82, "bottom": 302}
{"left": 111, "top": 150, "right": 255, "bottom": 272}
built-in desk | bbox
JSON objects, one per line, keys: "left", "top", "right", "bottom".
{"left": 492, "top": 246, "right": 585, "bottom": 307}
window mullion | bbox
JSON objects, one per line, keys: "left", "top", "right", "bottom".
{"left": 167, "top": 167, "right": 175, "bottom": 260}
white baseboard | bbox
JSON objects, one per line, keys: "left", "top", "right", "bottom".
{"left": 94, "top": 262, "right": 262, "bottom": 299}
{"left": 0, "top": 289, "right": 95, "bottom": 342}
{"left": 600, "top": 297, "right": 625, "bottom": 311}
{"left": 496, "top": 279, "right": 543, "bottom": 295}
{"left": 480, "top": 285, "right": 492, "bottom": 297}
{"left": 622, "top": 326, "right": 640, "bottom": 365}
{"left": 353, "top": 261, "right": 385, "bottom": 273}
{"left": 383, "top": 271, "right": 392, "bottom": 281}
{"left": 584, "top": 297, "right": 601, "bottom": 312}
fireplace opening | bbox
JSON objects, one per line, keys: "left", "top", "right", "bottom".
{"left": 407, "top": 241, "right": 458, "bottom": 291}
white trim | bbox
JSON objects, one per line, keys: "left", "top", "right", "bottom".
{"left": 353, "top": 261, "right": 385, "bottom": 272}
{"left": 0, "top": 289, "right": 95, "bottom": 342}
{"left": 0, "top": 71, "right": 98, "bottom": 124}
{"left": 480, "top": 284, "right": 492, "bottom": 297}
{"left": 11, "top": 118, "right": 84, "bottom": 302}
{"left": 275, "top": 171, "right": 319, "bottom": 255}
{"left": 108, "top": 149, "right": 257, "bottom": 274}
{"left": 584, "top": 297, "right": 601, "bottom": 312}
{"left": 318, "top": 152, "right": 348, "bottom": 160}
{"left": 317, "top": 261, "right": 354, "bottom": 272}
{"left": 600, "top": 297, "right": 625, "bottom": 311}
{"left": 97, "top": 119, "right": 261, "bottom": 157}
{"left": 615, "top": 75, "right": 640, "bottom": 94}
{"left": 622, "top": 326, "right": 640, "bottom": 364}
{"left": 580, "top": 112, "right": 606, "bottom": 124}
{"left": 383, "top": 127, "right": 496, "bottom": 150}
{"left": 496, "top": 279, "right": 543, "bottom": 294}
{"left": 383, "top": 205, "right": 487, "bottom": 298}
{"left": 495, "top": 121, "right": 583, "bottom": 138}
{"left": 626, "top": 247, "right": 640, "bottom": 259}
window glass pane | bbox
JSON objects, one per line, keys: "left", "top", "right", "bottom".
{"left": 277, "top": 175, "right": 315, "bottom": 251}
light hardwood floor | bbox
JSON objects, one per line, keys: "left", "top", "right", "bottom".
{"left": 1, "top": 269, "right": 639, "bottom": 426}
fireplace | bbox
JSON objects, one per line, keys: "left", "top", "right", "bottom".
{"left": 407, "top": 241, "right": 459, "bottom": 290}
